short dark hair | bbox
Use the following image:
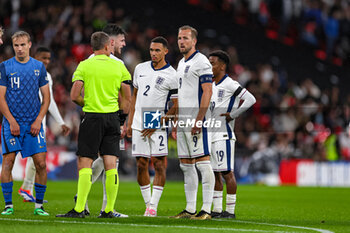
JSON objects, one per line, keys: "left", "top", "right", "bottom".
{"left": 151, "top": 36, "right": 168, "bottom": 48}
{"left": 91, "top": 32, "right": 110, "bottom": 51}
{"left": 179, "top": 25, "right": 198, "bottom": 39}
{"left": 209, "top": 50, "right": 230, "bottom": 68}
{"left": 102, "top": 24, "right": 126, "bottom": 36}
{"left": 35, "top": 47, "right": 50, "bottom": 55}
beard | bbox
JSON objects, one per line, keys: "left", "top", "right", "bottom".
{"left": 114, "top": 48, "right": 121, "bottom": 56}
{"left": 180, "top": 46, "right": 191, "bottom": 55}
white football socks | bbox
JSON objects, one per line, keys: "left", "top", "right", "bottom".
{"left": 226, "top": 194, "right": 236, "bottom": 214}
{"left": 91, "top": 157, "right": 104, "bottom": 183}
{"left": 22, "top": 157, "right": 36, "bottom": 192}
{"left": 180, "top": 163, "right": 198, "bottom": 214}
{"left": 150, "top": 186, "right": 164, "bottom": 211}
{"left": 196, "top": 161, "right": 215, "bottom": 213}
{"left": 212, "top": 190, "right": 223, "bottom": 213}
{"left": 140, "top": 184, "right": 151, "bottom": 207}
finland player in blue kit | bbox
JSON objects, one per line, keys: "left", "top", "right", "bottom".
{"left": 0, "top": 31, "right": 50, "bottom": 216}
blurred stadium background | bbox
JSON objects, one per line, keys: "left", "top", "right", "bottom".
{"left": 0, "top": 0, "right": 350, "bottom": 187}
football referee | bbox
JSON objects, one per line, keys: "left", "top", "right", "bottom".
{"left": 56, "top": 31, "right": 131, "bottom": 218}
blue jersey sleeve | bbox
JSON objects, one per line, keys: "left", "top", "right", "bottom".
{"left": 0, "top": 63, "right": 7, "bottom": 87}
{"left": 38, "top": 63, "right": 48, "bottom": 87}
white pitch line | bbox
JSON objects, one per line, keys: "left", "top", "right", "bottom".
{"left": 0, "top": 218, "right": 284, "bottom": 233}
{"left": 152, "top": 215, "right": 334, "bottom": 233}
{"left": 0, "top": 217, "right": 334, "bottom": 233}
{"left": 216, "top": 219, "right": 334, "bottom": 233}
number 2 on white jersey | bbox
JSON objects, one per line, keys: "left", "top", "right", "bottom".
{"left": 143, "top": 85, "right": 150, "bottom": 96}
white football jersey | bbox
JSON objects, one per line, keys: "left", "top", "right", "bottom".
{"left": 39, "top": 72, "right": 65, "bottom": 132}
{"left": 210, "top": 75, "right": 243, "bottom": 142}
{"left": 132, "top": 61, "right": 177, "bottom": 131}
{"left": 177, "top": 51, "right": 213, "bottom": 121}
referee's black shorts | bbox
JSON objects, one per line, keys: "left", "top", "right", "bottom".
{"left": 77, "top": 112, "right": 120, "bottom": 160}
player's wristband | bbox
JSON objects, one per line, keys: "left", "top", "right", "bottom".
{"left": 122, "top": 80, "right": 132, "bottom": 85}
{"left": 117, "top": 110, "right": 128, "bottom": 125}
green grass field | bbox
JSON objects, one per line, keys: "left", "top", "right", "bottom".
{"left": 0, "top": 181, "right": 349, "bottom": 233}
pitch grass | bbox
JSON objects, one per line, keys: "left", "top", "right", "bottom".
{"left": 0, "top": 181, "right": 349, "bottom": 233}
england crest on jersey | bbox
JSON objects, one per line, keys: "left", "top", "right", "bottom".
{"left": 218, "top": 89, "right": 225, "bottom": 102}
{"left": 156, "top": 76, "right": 165, "bottom": 85}
{"left": 184, "top": 65, "right": 190, "bottom": 73}
{"left": 155, "top": 76, "right": 165, "bottom": 90}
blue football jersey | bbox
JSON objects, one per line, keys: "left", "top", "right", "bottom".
{"left": 0, "top": 57, "right": 48, "bottom": 124}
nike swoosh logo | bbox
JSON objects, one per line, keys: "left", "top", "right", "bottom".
{"left": 159, "top": 148, "right": 165, "bottom": 151}
{"left": 193, "top": 148, "right": 199, "bottom": 152}
{"left": 10, "top": 72, "right": 17, "bottom": 75}
{"left": 218, "top": 164, "right": 223, "bottom": 167}
{"left": 140, "top": 75, "right": 146, "bottom": 77}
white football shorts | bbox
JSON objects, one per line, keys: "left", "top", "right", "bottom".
{"left": 210, "top": 139, "right": 235, "bottom": 172}
{"left": 132, "top": 129, "right": 168, "bottom": 158}
{"left": 177, "top": 127, "right": 211, "bottom": 159}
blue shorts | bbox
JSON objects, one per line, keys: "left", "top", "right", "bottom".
{"left": 1, "top": 122, "right": 47, "bottom": 158}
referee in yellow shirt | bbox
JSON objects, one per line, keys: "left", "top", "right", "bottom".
{"left": 56, "top": 31, "right": 131, "bottom": 218}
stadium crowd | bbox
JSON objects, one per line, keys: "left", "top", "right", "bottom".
{"left": 0, "top": 0, "right": 349, "bottom": 169}
{"left": 190, "top": 0, "right": 350, "bottom": 66}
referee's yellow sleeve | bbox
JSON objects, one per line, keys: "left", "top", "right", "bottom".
{"left": 120, "top": 63, "right": 131, "bottom": 82}
{"left": 72, "top": 63, "right": 85, "bottom": 82}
